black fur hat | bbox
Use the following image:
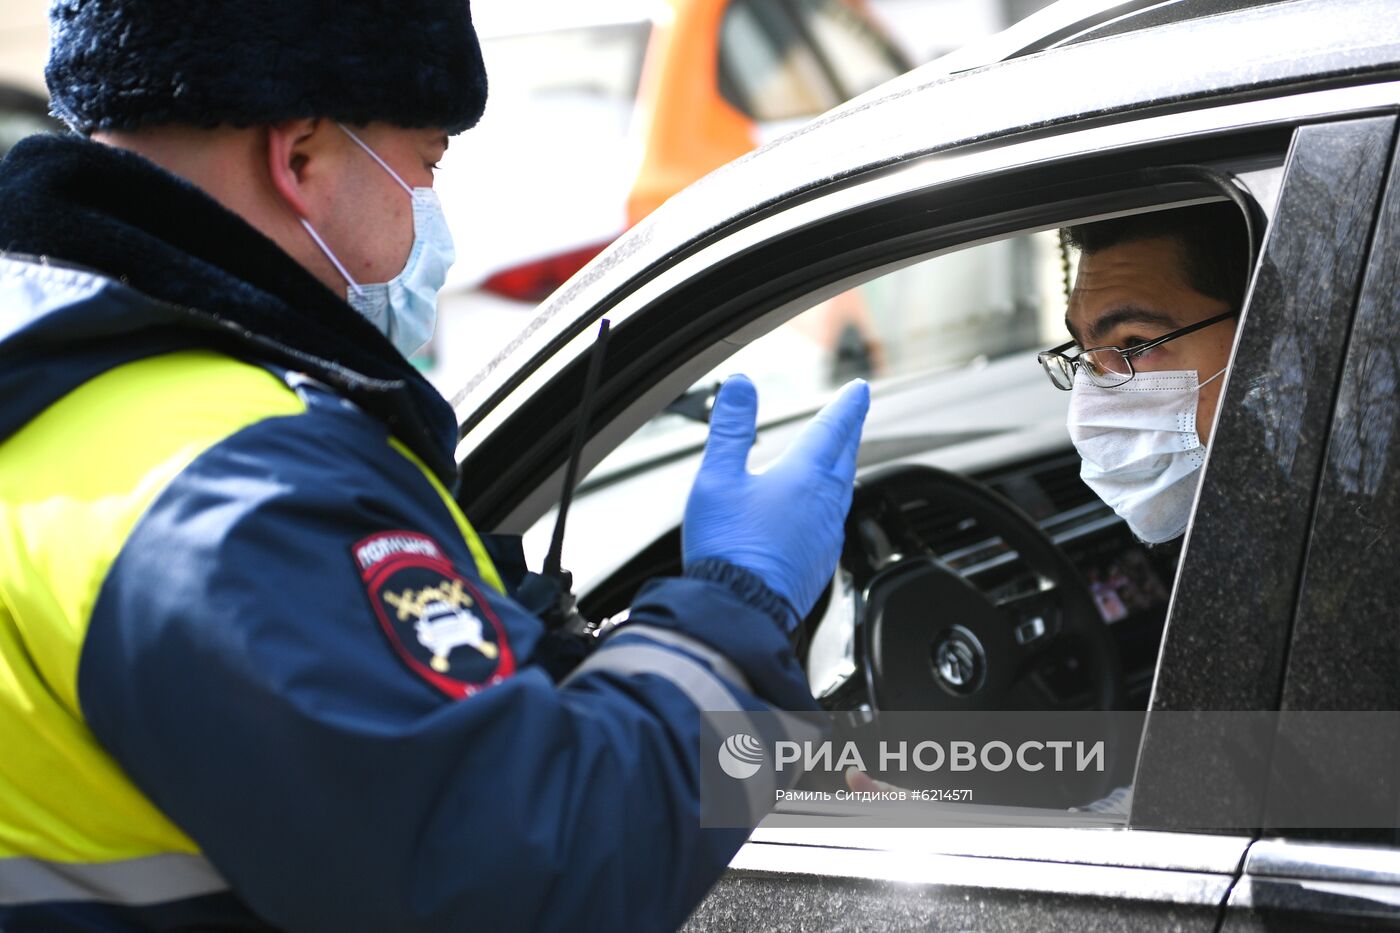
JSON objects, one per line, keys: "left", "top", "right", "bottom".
{"left": 45, "top": 0, "right": 487, "bottom": 134}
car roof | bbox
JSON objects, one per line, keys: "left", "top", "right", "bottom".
{"left": 452, "top": 0, "right": 1400, "bottom": 411}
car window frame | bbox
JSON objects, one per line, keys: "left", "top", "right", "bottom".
{"left": 456, "top": 85, "right": 1374, "bottom": 532}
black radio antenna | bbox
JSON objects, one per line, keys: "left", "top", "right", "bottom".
{"left": 543, "top": 318, "right": 611, "bottom": 585}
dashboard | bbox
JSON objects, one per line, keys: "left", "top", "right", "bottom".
{"left": 837, "top": 451, "right": 1175, "bottom": 710}
{"left": 582, "top": 448, "right": 1178, "bottom": 713}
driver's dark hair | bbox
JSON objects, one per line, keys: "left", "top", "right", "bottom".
{"left": 1061, "top": 202, "right": 1251, "bottom": 314}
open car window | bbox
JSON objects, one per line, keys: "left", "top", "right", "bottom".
{"left": 601, "top": 230, "right": 1068, "bottom": 475}
{"left": 513, "top": 123, "right": 1400, "bottom": 848}
{"left": 534, "top": 177, "right": 1277, "bottom": 744}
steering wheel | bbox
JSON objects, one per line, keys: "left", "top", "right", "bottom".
{"left": 839, "top": 464, "right": 1123, "bottom": 714}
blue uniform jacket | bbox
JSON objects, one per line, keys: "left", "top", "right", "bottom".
{"left": 0, "top": 135, "right": 817, "bottom": 932}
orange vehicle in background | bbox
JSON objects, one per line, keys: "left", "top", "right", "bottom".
{"left": 627, "top": 0, "right": 908, "bottom": 224}
{"left": 627, "top": 0, "right": 757, "bottom": 226}
{"left": 432, "top": 0, "right": 909, "bottom": 389}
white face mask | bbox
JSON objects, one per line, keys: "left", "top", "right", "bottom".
{"left": 1068, "top": 365, "right": 1227, "bottom": 544}
{"left": 299, "top": 124, "right": 455, "bottom": 359}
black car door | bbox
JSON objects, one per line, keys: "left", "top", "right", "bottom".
{"left": 1216, "top": 114, "right": 1400, "bottom": 932}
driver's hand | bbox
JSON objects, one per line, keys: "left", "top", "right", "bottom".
{"left": 683, "top": 376, "right": 870, "bottom": 630}
{"left": 845, "top": 767, "right": 902, "bottom": 794}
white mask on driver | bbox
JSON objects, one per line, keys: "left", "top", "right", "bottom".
{"left": 1068, "top": 365, "right": 1227, "bottom": 544}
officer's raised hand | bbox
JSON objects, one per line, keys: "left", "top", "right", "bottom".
{"left": 684, "top": 376, "right": 871, "bottom": 630}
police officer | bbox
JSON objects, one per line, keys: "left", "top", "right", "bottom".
{"left": 0, "top": 2, "right": 868, "bottom": 930}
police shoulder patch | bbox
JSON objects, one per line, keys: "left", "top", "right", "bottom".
{"left": 353, "top": 531, "right": 515, "bottom": 699}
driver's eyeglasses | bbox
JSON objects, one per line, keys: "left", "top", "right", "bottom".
{"left": 1037, "top": 311, "right": 1236, "bottom": 391}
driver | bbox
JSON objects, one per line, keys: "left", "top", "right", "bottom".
{"left": 1039, "top": 202, "right": 1252, "bottom": 544}
{"left": 846, "top": 204, "right": 1253, "bottom": 807}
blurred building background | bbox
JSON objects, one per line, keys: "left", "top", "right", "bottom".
{"left": 0, "top": 0, "right": 1055, "bottom": 104}
{"left": 0, "top": 0, "right": 46, "bottom": 97}
{"left": 0, "top": 0, "right": 1055, "bottom": 392}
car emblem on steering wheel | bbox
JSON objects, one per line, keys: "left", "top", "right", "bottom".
{"left": 932, "top": 626, "right": 985, "bottom": 695}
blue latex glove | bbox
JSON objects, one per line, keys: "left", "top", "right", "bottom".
{"left": 683, "top": 375, "right": 871, "bottom": 629}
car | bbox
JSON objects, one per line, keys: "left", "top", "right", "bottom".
{"left": 426, "top": 0, "right": 911, "bottom": 390}
{"left": 438, "top": 0, "right": 1400, "bottom": 926}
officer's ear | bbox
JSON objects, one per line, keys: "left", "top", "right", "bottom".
{"left": 265, "top": 118, "right": 338, "bottom": 223}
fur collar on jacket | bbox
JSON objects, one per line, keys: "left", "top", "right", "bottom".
{"left": 0, "top": 132, "right": 459, "bottom": 484}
